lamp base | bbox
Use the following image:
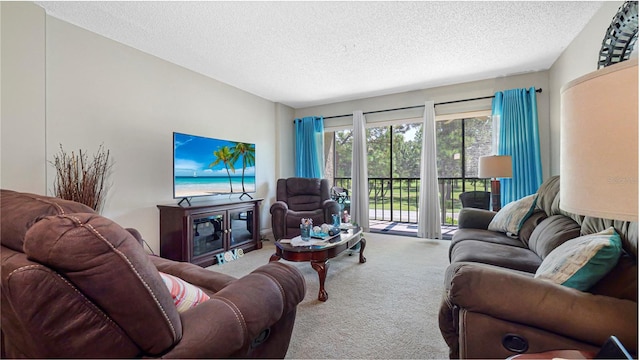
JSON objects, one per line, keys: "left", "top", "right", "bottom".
{"left": 491, "top": 179, "right": 501, "bottom": 212}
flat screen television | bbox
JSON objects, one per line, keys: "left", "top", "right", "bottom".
{"left": 173, "top": 132, "right": 256, "bottom": 202}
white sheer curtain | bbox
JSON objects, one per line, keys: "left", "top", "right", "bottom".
{"left": 350, "top": 110, "right": 370, "bottom": 231}
{"left": 417, "top": 101, "right": 441, "bottom": 239}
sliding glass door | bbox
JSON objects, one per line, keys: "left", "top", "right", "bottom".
{"left": 331, "top": 115, "right": 491, "bottom": 226}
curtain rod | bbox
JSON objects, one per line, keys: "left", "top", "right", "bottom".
{"left": 314, "top": 88, "right": 543, "bottom": 120}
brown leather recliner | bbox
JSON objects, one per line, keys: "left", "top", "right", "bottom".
{"left": 270, "top": 178, "right": 341, "bottom": 240}
{"left": 0, "top": 189, "right": 306, "bottom": 358}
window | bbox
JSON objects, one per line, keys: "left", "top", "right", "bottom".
{"left": 436, "top": 116, "right": 492, "bottom": 179}
{"left": 331, "top": 114, "right": 492, "bottom": 226}
{"left": 334, "top": 129, "right": 353, "bottom": 179}
{"left": 436, "top": 116, "right": 492, "bottom": 223}
{"left": 334, "top": 124, "right": 423, "bottom": 178}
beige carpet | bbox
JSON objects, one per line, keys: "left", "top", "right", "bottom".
{"left": 209, "top": 232, "right": 451, "bottom": 359}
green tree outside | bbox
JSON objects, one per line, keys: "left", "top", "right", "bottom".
{"left": 332, "top": 116, "right": 491, "bottom": 221}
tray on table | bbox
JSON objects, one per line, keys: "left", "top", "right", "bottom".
{"left": 311, "top": 231, "right": 340, "bottom": 241}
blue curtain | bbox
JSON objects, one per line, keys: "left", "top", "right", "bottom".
{"left": 492, "top": 87, "right": 542, "bottom": 205}
{"left": 294, "top": 116, "right": 324, "bottom": 178}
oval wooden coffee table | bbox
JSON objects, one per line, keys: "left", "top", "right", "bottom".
{"left": 269, "top": 227, "right": 366, "bottom": 302}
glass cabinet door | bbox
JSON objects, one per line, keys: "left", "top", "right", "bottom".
{"left": 229, "top": 209, "right": 254, "bottom": 247}
{"left": 191, "top": 214, "right": 224, "bottom": 257}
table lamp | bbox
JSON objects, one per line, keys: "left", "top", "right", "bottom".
{"left": 478, "top": 155, "right": 513, "bottom": 212}
{"left": 560, "top": 58, "right": 638, "bottom": 222}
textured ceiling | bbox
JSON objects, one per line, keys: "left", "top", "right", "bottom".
{"left": 35, "top": 1, "right": 604, "bottom": 108}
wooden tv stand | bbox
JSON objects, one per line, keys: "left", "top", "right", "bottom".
{"left": 157, "top": 198, "right": 262, "bottom": 267}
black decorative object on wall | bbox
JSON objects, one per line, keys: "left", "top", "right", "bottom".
{"left": 598, "top": 1, "right": 638, "bottom": 68}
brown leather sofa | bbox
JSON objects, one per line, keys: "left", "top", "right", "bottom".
{"left": 439, "top": 176, "right": 638, "bottom": 359}
{"left": 1, "top": 189, "right": 306, "bottom": 358}
{"left": 270, "top": 177, "right": 340, "bottom": 240}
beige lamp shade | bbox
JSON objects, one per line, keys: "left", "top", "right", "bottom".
{"left": 560, "top": 58, "right": 638, "bottom": 222}
{"left": 478, "top": 155, "right": 513, "bottom": 179}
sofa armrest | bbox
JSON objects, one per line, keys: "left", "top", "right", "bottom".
{"left": 457, "top": 208, "right": 497, "bottom": 229}
{"left": 446, "top": 263, "right": 638, "bottom": 351}
{"left": 270, "top": 201, "right": 289, "bottom": 215}
{"left": 125, "top": 228, "right": 144, "bottom": 246}
{"left": 162, "top": 262, "right": 306, "bottom": 358}
{"left": 322, "top": 199, "right": 341, "bottom": 222}
{"left": 270, "top": 201, "right": 290, "bottom": 240}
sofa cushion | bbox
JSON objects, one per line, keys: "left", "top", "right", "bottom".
{"left": 534, "top": 227, "right": 623, "bottom": 291}
{"left": 0, "top": 190, "right": 94, "bottom": 252}
{"left": 1, "top": 247, "right": 141, "bottom": 358}
{"left": 159, "top": 272, "right": 210, "bottom": 312}
{"left": 533, "top": 175, "right": 584, "bottom": 223}
{"left": 518, "top": 210, "right": 548, "bottom": 247}
{"left": 581, "top": 217, "right": 638, "bottom": 259}
{"left": 534, "top": 175, "right": 560, "bottom": 216}
{"left": 527, "top": 215, "right": 581, "bottom": 258}
{"left": 23, "top": 213, "right": 183, "bottom": 355}
{"left": 450, "top": 229, "right": 526, "bottom": 252}
{"left": 449, "top": 239, "right": 542, "bottom": 273}
{"left": 589, "top": 252, "right": 638, "bottom": 302}
{"left": 488, "top": 194, "right": 537, "bottom": 237}
{"left": 282, "top": 178, "right": 324, "bottom": 211}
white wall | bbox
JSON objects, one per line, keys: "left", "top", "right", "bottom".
{"left": 275, "top": 103, "right": 296, "bottom": 179}
{"left": 1, "top": 3, "right": 291, "bottom": 253}
{"left": 548, "top": 2, "right": 623, "bottom": 175}
{"left": 294, "top": 71, "right": 551, "bottom": 179}
{"left": 1, "top": 2, "right": 47, "bottom": 193}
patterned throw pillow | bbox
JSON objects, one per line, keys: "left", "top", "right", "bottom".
{"left": 488, "top": 194, "right": 537, "bottom": 237}
{"left": 159, "top": 272, "right": 210, "bottom": 312}
{"left": 534, "top": 227, "right": 622, "bottom": 291}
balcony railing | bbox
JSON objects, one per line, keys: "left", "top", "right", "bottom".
{"left": 334, "top": 177, "right": 490, "bottom": 226}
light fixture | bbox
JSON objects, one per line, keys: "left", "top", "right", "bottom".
{"left": 560, "top": 58, "right": 638, "bottom": 222}
{"left": 478, "top": 155, "right": 513, "bottom": 212}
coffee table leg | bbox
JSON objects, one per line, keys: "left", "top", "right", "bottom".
{"left": 269, "top": 253, "right": 280, "bottom": 262}
{"left": 359, "top": 238, "right": 367, "bottom": 263}
{"left": 311, "top": 260, "right": 329, "bottom": 302}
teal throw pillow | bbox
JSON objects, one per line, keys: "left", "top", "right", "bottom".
{"left": 534, "top": 227, "right": 622, "bottom": 291}
{"left": 488, "top": 194, "right": 537, "bottom": 237}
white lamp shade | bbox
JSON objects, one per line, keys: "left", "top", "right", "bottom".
{"left": 478, "top": 155, "right": 513, "bottom": 179}
{"left": 560, "top": 58, "right": 638, "bottom": 222}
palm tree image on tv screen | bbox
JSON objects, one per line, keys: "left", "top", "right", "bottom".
{"left": 173, "top": 132, "right": 256, "bottom": 198}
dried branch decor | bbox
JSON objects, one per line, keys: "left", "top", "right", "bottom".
{"left": 51, "top": 144, "right": 113, "bottom": 212}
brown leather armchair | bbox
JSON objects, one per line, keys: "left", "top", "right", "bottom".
{"left": 270, "top": 178, "right": 341, "bottom": 240}
{"left": 0, "top": 189, "right": 306, "bottom": 358}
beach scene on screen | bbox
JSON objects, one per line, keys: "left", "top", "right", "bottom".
{"left": 174, "top": 133, "right": 256, "bottom": 198}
